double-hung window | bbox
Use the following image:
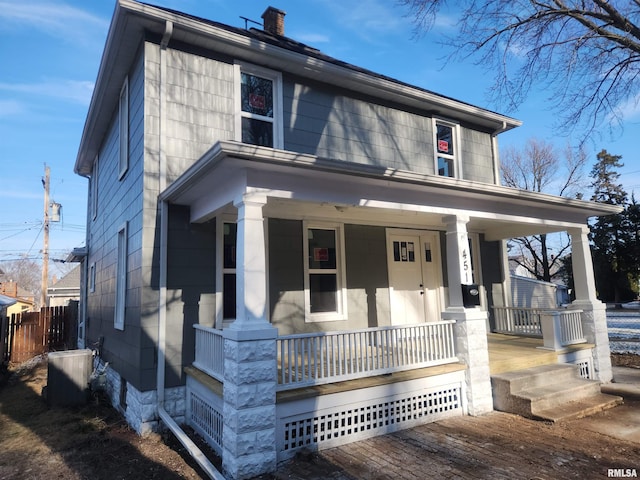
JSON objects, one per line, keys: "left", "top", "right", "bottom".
{"left": 433, "top": 119, "right": 459, "bottom": 178}
{"left": 235, "top": 63, "right": 283, "bottom": 148}
{"left": 222, "top": 222, "right": 237, "bottom": 321}
{"left": 303, "top": 223, "right": 347, "bottom": 322}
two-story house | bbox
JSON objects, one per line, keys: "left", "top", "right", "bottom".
{"left": 74, "top": 1, "right": 621, "bottom": 478}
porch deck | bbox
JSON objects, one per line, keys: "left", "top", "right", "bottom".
{"left": 188, "top": 332, "right": 595, "bottom": 400}
{"left": 488, "top": 333, "right": 594, "bottom": 375}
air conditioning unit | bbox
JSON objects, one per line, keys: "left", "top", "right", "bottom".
{"left": 47, "top": 349, "right": 93, "bottom": 407}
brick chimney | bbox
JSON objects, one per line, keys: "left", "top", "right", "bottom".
{"left": 262, "top": 6, "right": 286, "bottom": 36}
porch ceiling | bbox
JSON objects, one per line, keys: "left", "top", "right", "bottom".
{"left": 160, "top": 141, "right": 622, "bottom": 240}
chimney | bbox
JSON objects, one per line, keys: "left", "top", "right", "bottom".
{"left": 262, "top": 6, "right": 286, "bottom": 36}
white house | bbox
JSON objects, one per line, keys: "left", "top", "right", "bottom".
{"left": 73, "top": 2, "right": 621, "bottom": 478}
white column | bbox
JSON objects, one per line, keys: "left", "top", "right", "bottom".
{"left": 569, "top": 226, "right": 612, "bottom": 382}
{"left": 442, "top": 215, "right": 493, "bottom": 415}
{"left": 444, "top": 215, "right": 473, "bottom": 308}
{"left": 229, "top": 193, "right": 270, "bottom": 333}
{"left": 222, "top": 193, "right": 278, "bottom": 479}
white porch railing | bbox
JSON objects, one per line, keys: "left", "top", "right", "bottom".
{"left": 558, "top": 309, "right": 586, "bottom": 346}
{"left": 492, "top": 306, "right": 586, "bottom": 348}
{"left": 276, "top": 321, "right": 458, "bottom": 391}
{"left": 193, "top": 324, "right": 225, "bottom": 383}
{"left": 192, "top": 321, "right": 459, "bottom": 391}
{"left": 493, "top": 306, "right": 543, "bottom": 336}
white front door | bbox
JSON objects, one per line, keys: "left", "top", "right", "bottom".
{"left": 387, "top": 230, "right": 443, "bottom": 325}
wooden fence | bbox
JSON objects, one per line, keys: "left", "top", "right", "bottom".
{"left": 1, "top": 304, "right": 77, "bottom": 364}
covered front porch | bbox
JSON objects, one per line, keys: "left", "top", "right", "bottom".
{"left": 158, "top": 141, "right": 619, "bottom": 478}
{"left": 184, "top": 318, "right": 596, "bottom": 464}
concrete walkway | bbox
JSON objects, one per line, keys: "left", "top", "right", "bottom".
{"left": 259, "top": 367, "right": 640, "bottom": 479}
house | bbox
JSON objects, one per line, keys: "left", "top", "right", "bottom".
{"left": 73, "top": 1, "right": 621, "bottom": 478}
{"left": 47, "top": 265, "right": 81, "bottom": 307}
{"left": 0, "top": 277, "right": 36, "bottom": 316}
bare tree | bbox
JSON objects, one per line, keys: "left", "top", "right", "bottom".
{"left": 0, "top": 258, "right": 42, "bottom": 304}
{"left": 399, "top": 0, "right": 640, "bottom": 137}
{"left": 501, "top": 138, "right": 588, "bottom": 281}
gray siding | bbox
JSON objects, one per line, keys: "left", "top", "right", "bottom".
{"left": 344, "top": 224, "right": 391, "bottom": 328}
{"left": 461, "top": 127, "right": 495, "bottom": 183}
{"left": 268, "top": 220, "right": 390, "bottom": 335}
{"left": 283, "top": 80, "right": 435, "bottom": 175}
{"left": 282, "top": 79, "right": 497, "bottom": 183}
{"left": 144, "top": 42, "right": 235, "bottom": 185}
{"left": 86, "top": 47, "right": 146, "bottom": 389}
{"left": 165, "top": 205, "right": 216, "bottom": 388}
{"left": 479, "top": 237, "right": 503, "bottom": 330}
{"left": 268, "top": 219, "right": 305, "bottom": 334}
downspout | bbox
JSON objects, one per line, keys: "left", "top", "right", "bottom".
{"left": 156, "top": 20, "right": 223, "bottom": 480}
{"left": 79, "top": 172, "right": 91, "bottom": 349}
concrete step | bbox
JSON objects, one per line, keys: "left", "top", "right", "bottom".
{"left": 519, "top": 378, "right": 602, "bottom": 412}
{"left": 532, "top": 393, "right": 623, "bottom": 422}
{"left": 491, "top": 363, "right": 579, "bottom": 393}
{"left": 491, "top": 363, "right": 623, "bottom": 421}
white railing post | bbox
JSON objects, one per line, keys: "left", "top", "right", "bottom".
{"left": 539, "top": 311, "right": 563, "bottom": 350}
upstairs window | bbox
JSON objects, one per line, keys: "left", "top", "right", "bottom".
{"left": 235, "top": 63, "right": 282, "bottom": 148}
{"left": 434, "top": 119, "right": 459, "bottom": 178}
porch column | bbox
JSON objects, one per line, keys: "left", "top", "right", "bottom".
{"left": 442, "top": 215, "right": 493, "bottom": 415}
{"left": 569, "top": 226, "right": 612, "bottom": 382}
{"left": 222, "top": 193, "right": 278, "bottom": 479}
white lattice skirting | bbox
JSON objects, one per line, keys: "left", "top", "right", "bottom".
{"left": 186, "top": 376, "right": 224, "bottom": 456}
{"left": 558, "top": 348, "right": 595, "bottom": 380}
{"left": 185, "top": 370, "right": 466, "bottom": 463}
{"left": 276, "top": 370, "right": 466, "bottom": 461}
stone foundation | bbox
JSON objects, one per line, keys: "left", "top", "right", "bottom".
{"left": 97, "top": 359, "right": 185, "bottom": 434}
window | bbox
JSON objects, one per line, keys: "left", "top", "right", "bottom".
{"left": 115, "top": 222, "right": 128, "bottom": 330}
{"left": 304, "top": 224, "right": 347, "bottom": 322}
{"left": 235, "top": 63, "right": 283, "bottom": 148}
{"left": 223, "top": 222, "right": 237, "bottom": 320}
{"left": 119, "top": 77, "right": 129, "bottom": 179}
{"left": 91, "top": 155, "right": 98, "bottom": 220}
{"left": 89, "top": 262, "right": 96, "bottom": 293}
{"left": 433, "top": 119, "right": 459, "bottom": 178}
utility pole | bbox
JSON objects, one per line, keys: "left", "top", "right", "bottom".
{"left": 41, "top": 165, "right": 50, "bottom": 309}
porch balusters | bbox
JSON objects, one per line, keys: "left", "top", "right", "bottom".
{"left": 276, "top": 321, "right": 458, "bottom": 390}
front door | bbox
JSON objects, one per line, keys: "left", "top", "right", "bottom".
{"left": 387, "top": 230, "right": 443, "bottom": 325}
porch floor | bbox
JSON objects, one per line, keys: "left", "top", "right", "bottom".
{"left": 487, "top": 333, "right": 594, "bottom": 375}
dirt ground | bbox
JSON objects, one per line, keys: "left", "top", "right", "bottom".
{"left": 0, "top": 353, "right": 638, "bottom": 480}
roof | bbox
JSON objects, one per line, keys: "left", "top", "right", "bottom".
{"left": 48, "top": 265, "right": 81, "bottom": 293}
{"left": 0, "top": 294, "right": 16, "bottom": 307}
{"left": 75, "top": 0, "right": 521, "bottom": 176}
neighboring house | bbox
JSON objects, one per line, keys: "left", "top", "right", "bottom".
{"left": 73, "top": 2, "right": 621, "bottom": 478}
{"left": 47, "top": 265, "right": 81, "bottom": 307}
{"left": 0, "top": 293, "right": 17, "bottom": 361}
{"left": 0, "top": 279, "right": 36, "bottom": 316}
{"left": 510, "top": 275, "right": 570, "bottom": 309}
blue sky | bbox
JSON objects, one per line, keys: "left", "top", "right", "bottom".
{"left": 1, "top": 0, "right": 639, "bottom": 276}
